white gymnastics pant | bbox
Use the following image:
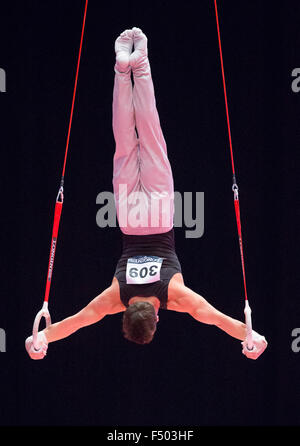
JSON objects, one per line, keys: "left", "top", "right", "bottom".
{"left": 112, "top": 59, "right": 174, "bottom": 235}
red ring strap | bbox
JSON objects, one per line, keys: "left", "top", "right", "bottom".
{"left": 213, "top": 0, "right": 249, "bottom": 302}
{"left": 42, "top": 0, "right": 88, "bottom": 305}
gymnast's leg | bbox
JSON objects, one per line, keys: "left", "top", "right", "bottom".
{"left": 130, "top": 28, "right": 174, "bottom": 231}
{"left": 112, "top": 29, "right": 140, "bottom": 229}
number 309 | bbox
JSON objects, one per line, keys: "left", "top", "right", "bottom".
{"left": 129, "top": 265, "right": 158, "bottom": 279}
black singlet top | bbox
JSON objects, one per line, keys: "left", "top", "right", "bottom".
{"left": 114, "top": 228, "right": 182, "bottom": 309}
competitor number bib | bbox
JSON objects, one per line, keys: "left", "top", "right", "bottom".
{"left": 126, "top": 255, "right": 163, "bottom": 285}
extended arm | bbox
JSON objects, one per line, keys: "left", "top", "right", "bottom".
{"left": 191, "top": 295, "right": 246, "bottom": 341}
{"left": 168, "top": 282, "right": 267, "bottom": 359}
{"left": 44, "top": 287, "right": 122, "bottom": 343}
{"left": 169, "top": 285, "right": 246, "bottom": 340}
{"left": 25, "top": 281, "right": 124, "bottom": 359}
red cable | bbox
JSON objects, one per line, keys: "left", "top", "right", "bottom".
{"left": 62, "top": 0, "right": 88, "bottom": 179}
{"left": 43, "top": 0, "right": 88, "bottom": 304}
{"left": 213, "top": 0, "right": 236, "bottom": 177}
{"left": 213, "top": 0, "right": 248, "bottom": 301}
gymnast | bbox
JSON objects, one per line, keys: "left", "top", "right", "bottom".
{"left": 25, "top": 28, "right": 267, "bottom": 360}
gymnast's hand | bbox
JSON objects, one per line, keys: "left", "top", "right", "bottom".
{"left": 25, "top": 331, "right": 48, "bottom": 360}
{"left": 242, "top": 330, "right": 268, "bottom": 360}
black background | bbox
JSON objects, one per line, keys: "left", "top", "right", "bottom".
{"left": 0, "top": 0, "right": 299, "bottom": 428}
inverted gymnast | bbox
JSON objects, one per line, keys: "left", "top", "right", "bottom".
{"left": 26, "top": 27, "right": 267, "bottom": 360}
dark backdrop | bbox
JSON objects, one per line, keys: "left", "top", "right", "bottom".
{"left": 0, "top": 0, "right": 298, "bottom": 427}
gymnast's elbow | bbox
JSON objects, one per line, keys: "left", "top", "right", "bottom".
{"left": 74, "top": 308, "right": 105, "bottom": 329}
{"left": 191, "top": 307, "right": 219, "bottom": 326}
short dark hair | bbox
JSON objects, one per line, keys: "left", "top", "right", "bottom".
{"left": 122, "top": 301, "right": 157, "bottom": 345}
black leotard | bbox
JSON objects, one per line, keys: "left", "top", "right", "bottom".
{"left": 114, "top": 229, "right": 182, "bottom": 309}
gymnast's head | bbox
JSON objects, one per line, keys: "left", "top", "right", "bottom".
{"left": 122, "top": 300, "right": 158, "bottom": 344}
